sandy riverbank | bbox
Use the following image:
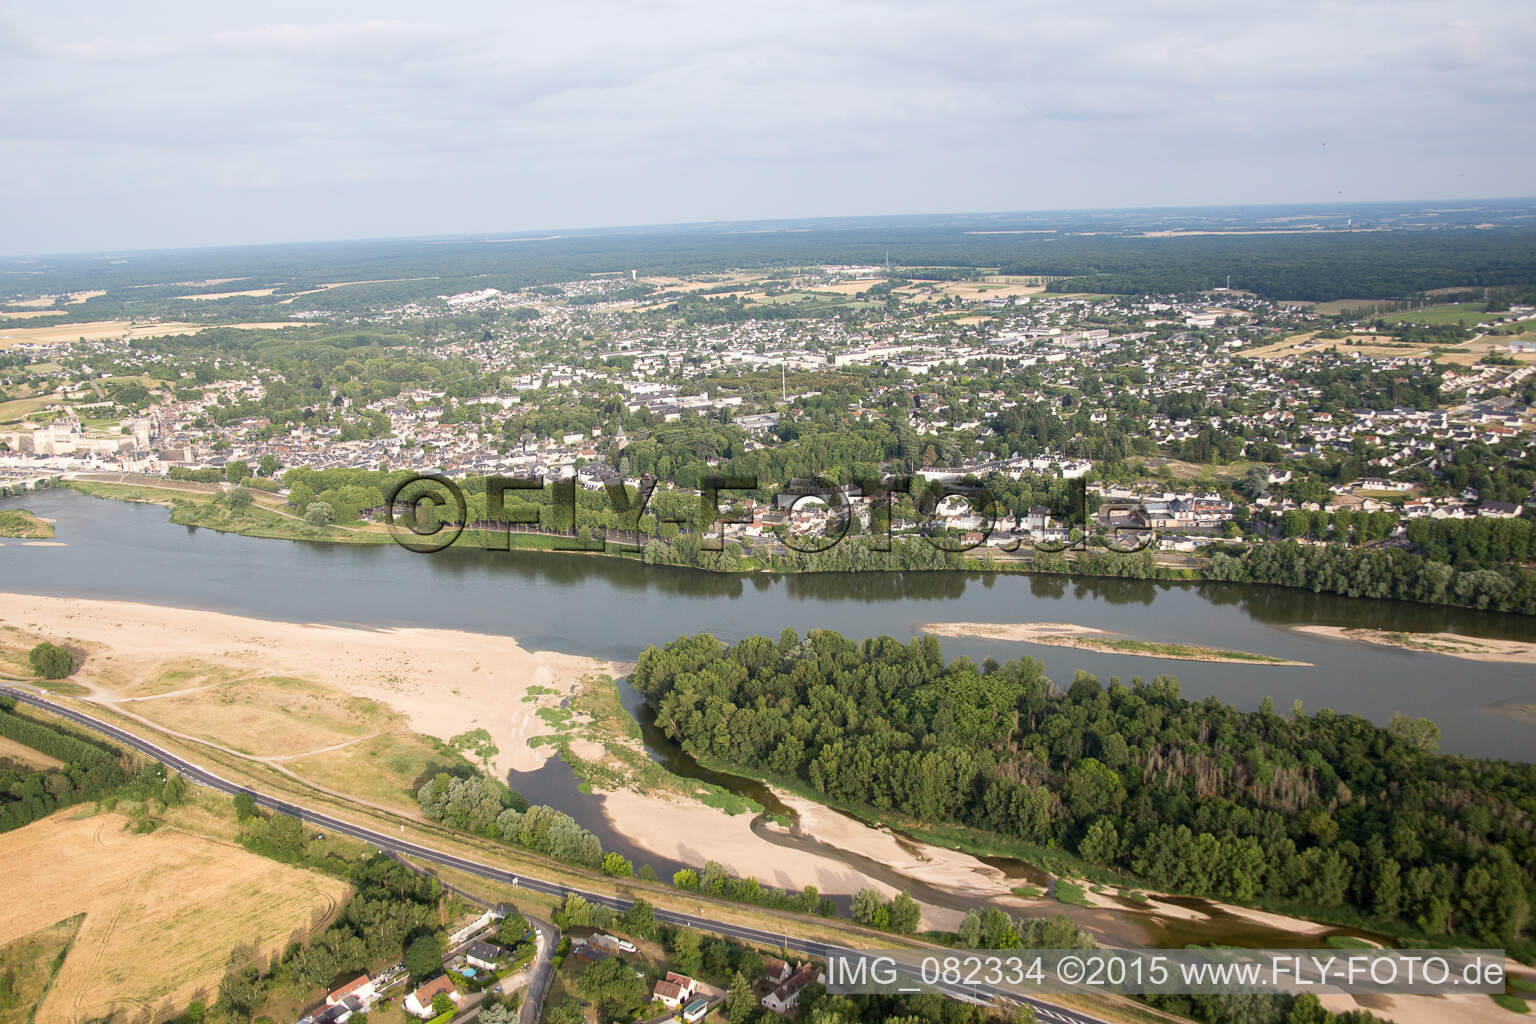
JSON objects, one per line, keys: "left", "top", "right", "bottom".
{"left": 0, "top": 592, "right": 620, "bottom": 776}
{"left": 1293, "top": 624, "right": 1536, "bottom": 664}
{"left": 923, "top": 621, "right": 1308, "bottom": 665}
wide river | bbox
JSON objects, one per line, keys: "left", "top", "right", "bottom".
{"left": 2, "top": 489, "right": 1534, "bottom": 762}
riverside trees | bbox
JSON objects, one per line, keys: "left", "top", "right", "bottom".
{"left": 632, "top": 630, "right": 1535, "bottom": 950}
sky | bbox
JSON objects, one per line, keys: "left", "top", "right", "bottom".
{"left": 2, "top": 0, "right": 1533, "bottom": 255}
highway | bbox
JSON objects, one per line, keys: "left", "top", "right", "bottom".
{"left": 2, "top": 687, "right": 1110, "bottom": 1024}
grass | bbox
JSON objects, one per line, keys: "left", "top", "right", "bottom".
{"left": 128, "top": 674, "right": 379, "bottom": 757}
{"left": 1010, "top": 885, "right": 1043, "bottom": 899}
{"left": 0, "top": 394, "right": 57, "bottom": 423}
{"left": 1381, "top": 301, "right": 1494, "bottom": 326}
{"left": 1324, "top": 934, "right": 1376, "bottom": 949}
{"left": 67, "top": 480, "right": 393, "bottom": 545}
{"left": 0, "top": 808, "right": 350, "bottom": 1023}
{"left": 1091, "top": 638, "right": 1294, "bottom": 664}
{"left": 0, "top": 509, "right": 54, "bottom": 539}
{"left": 1511, "top": 975, "right": 1536, "bottom": 995}
{"left": 1493, "top": 993, "right": 1530, "bottom": 1013}
{"left": 1053, "top": 881, "right": 1093, "bottom": 907}
{"left": 0, "top": 914, "right": 83, "bottom": 1024}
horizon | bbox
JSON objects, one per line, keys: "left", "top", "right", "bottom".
{"left": 6, "top": 194, "right": 1536, "bottom": 262}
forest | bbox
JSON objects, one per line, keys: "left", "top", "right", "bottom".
{"left": 7, "top": 204, "right": 1536, "bottom": 311}
{"left": 631, "top": 631, "right": 1535, "bottom": 953}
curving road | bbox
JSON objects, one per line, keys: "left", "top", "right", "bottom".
{"left": 2, "top": 687, "right": 1110, "bottom": 1024}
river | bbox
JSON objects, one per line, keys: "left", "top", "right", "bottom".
{"left": 3, "top": 490, "right": 1531, "bottom": 759}
{"left": 5, "top": 487, "right": 1531, "bottom": 946}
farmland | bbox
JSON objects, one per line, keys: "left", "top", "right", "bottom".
{"left": 0, "top": 810, "right": 350, "bottom": 1024}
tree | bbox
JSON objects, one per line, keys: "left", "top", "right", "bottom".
{"left": 576, "top": 955, "right": 649, "bottom": 1021}
{"left": 617, "top": 898, "right": 656, "bottom": 938}
{"left": 404, "top": 933, "right": 446, "bottom": 981}
{"left": 258, "top": 454, "right": 280, "bottom": 478}
{"left": 1079, "top": 819, "right": 1121, "bottom": 866}
{"left": 601, "top": 852, "right": 634, "bottom": 877}
{"left": 267, "top": 812, "right": 305, "bottom": 861}
{"left": 304, "top": 501, "right": 335, "bottom": 527}
{"left": 232, "top": 791, "right": 257, "bottom": 821}
{"left": 850, "top": 888, "right": 889, "bottom": 928}
{"left": 287, "top": 481, "right": 316, "bottom": 509}
{"left": 672, "top": 868, "right": 700, "bottom": 890}
{"left": 724, "top": 971, "right": 756, "bottom": 1023}
{"left": 886, "top": 892, "right": 921, "bottom": 934}
{"left": 227, "top": 486, "right": 253, "bottom": 510}
{"left": 669, "top": 928, "right": 703, "bottom": 975}
{"left": 27, "top": 642, "right": 74, "bottom": 679}
{"left": 225, "top": 460, "right": 251, "bottom": 484}
{"left": 431, "top": 991, "right": 456, "bottom": 1015}
{"left": 1388, "top": 712, "right": 1440, "bottom": 753}
{"left": 480, "top": 1000, "right": 519, "bottom": 1024}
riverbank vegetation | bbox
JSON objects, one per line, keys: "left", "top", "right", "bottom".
{"left": 0, "top": 510, "right": 52, "bottom": 539}
{"left": 632, "top": 630, "right": 1536, "bottom": 956}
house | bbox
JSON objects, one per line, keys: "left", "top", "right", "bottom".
{"left": 464, "top": 940, "right": 503, "bottom": 971}
{"left": 653, "top": 972, "right": 697, "bottom": 1010}
{"left": 404, "top": 976, "right": 460, "bottom": 1019}
{"left": 763, "top": 958, "right": 791, "bottom": 985}
{"left": 326, "top": 975, "right": 374, "bottom": 1007}
{"left": 761, "top": 963, "right": 821, "bottom": 1015}
{"left": 1479, "top": 500, "right": 1522, "bottom": 518}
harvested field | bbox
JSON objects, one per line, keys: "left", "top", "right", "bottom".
{"left": 0, "top": 811, "right": 350, "bottom": 1024}
{"left": 0, "top": 321, "right": 312, "bottom": 348}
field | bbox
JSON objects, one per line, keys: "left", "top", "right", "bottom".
{"left": 0, "top": 321, "right": 311, "bottom": 349}
{"left": 127, "top": 675, "right": 384, "bottom": 758}
{"left": 173, "top": 288, "right": 277, "bottom": 301}
{"left": 0, "top": 735, "right": 65, "bottom": 770}
{"left": 1240, "top": 331, "right": 1436, "bottom": 360}
{"left": 0, "top": 811, "right": 350, "bottom": 1024}
{"left": 1380, "top": 301, "right": 1495, "bottom": 326}
{"left": 0, "top": 394, "right": 58, "bottom": 423}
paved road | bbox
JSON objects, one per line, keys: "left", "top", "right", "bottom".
{"left": 3, "top": 687, "right": 1109, "bottom": 1024}
{"left": 518, "top": 916, "right": 559, "bottom": 1024}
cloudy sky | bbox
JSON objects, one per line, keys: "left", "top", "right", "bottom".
{"left": 2, "top": 1, "right": 1532, "bottom": 254}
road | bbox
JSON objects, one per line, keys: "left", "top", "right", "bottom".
{"left": 2, "top": 687, "right": 1110, "bottom": 1024}
{"left": 518, "top": 916, "right": 559, "bottom": 1024}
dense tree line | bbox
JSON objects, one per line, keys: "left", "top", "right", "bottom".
{"left": 632, "top": 631, "right": 1536, "bottom": 949}
{"left": 1013, "top": 229, "right": 1536, "bottom": 300}
{"left": 0, "top": 700, "right": 175, "bottom": 833}
{"left": 1207, "top": 541, "right": 1536, "bottom": 614}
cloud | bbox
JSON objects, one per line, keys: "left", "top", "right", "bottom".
{"left": 0, "top": 0, "right": 1532, "bottom": 252}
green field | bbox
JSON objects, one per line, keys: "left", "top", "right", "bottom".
{"left": 1381, "top": 302, "right": 1495, "bottom": 326}
{"left": 0, "top": 394, "right": 56, "bottom": 423}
